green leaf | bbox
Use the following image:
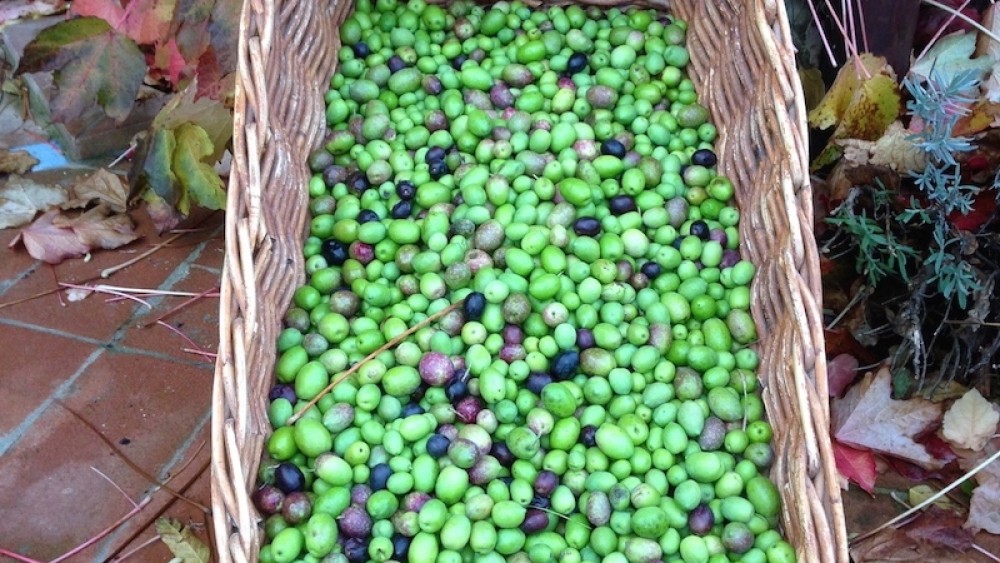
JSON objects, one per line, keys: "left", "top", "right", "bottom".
{"left": 17, "top": 17, "right": 146, "bottom": 122}
{"left": 910, "top": 32, "right": 993, "bottom": 88}
{"left": 129, "top": 128, "right": 184, "bottom": 212}
{"left": 155, "top": 517, "right": 210, "bottom": 563}
{"left": 172, "top": 123, "right": 226, "bottom": 211}
{"left": 153, "top": 83, "right": 233, "bottom": 162}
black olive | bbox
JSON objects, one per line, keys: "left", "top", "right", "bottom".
{"left": 550, "top": 350, "right": 580, "bottom": 380}
{"left": 601, "top": 138, "right": 626, "bottom": 158}
{"left": 573, "top": 217, "right": 601, "bottom": 237}
{"left": 400, "top": 403, "right": 424, "bottom": 417}
{"left": 392, "top": 535, "right": 411, "bottom": 559}
{"left": 580, "top": 425, "right": 598, "bottom": 447}
{"left": 608, "top": 195, "right": 637, "bottom": 215}
{"left": 343, "top": 538, "right": 369, "bottom": 563}
{"left": 395, "top": 180, "right": 416, "bottom": 200}
{"left": 641, "top": 261, "right": 662, "bottom": 279}
{"left": 451, "top": 54, "right": 468, "bottom": 70}
{"left": 320, "top": 239, "right": 348, "bottom": 266}
{"left": 357, "top": 209, "right": 379, "bottom": 223}
{"left": 391, "top": 200, "right": 413, "bottom": 219}
{"left": 445, "top": 379, "right": 468, "bottom": 401}
{"left": 348, "top": 172, "right": 369, "bottom": 194}
{"left": 268, "top": 384, "right": 297, "bottom": 403}
{"left": 566, "top": 52, "right": 589, "bottom": 74}
{"left": 690, "top": 220, "right": 710, "bottom": 240}
{"left": 387, "top": 55, "right": 406, "bottom": 73}
{"left": 274, "top": 462, "right": 305, "bottom": 493}
{"left": 370, "top": 463, "right": 391, "bottom": 490}
{"left": 526, "top": 372, "right": 552, "bottom": 394}
{"left": 429, "top": 159, "right": 449, "bottom": 179}
{"left": 464, "top": 291, "right": 486, "bottom": 320}
{"left": 352, "top": 42, "right": 370, "bottom": 58}
{"left": 491, "top": 442, "right": 515, "bottom": 466}
{"left": 691, "top": 148, "right": 718, "bottom": 167}
{"left": 425, "top": 146, "right": 447, "bottom": 163}
{"left": 426, "top": 434, "right": 450, "bottom": 457}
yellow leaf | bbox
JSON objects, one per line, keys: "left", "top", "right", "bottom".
{"left": 908, "top": 484, "right": 964, "bottom": 512}
{"left": 942, "top": 389, "right": 1000, "bottom": 451}
{"left": 808, "top": 54, "right": 895, "bottom": 130}
{"left": 156, "top": 517, "right": 209, "bottom": 563}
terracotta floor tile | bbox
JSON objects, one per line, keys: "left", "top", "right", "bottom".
{"left": 58, "top": 351, "right": 213, "bottom": 475}
{"left": 117, "top": 261, "right": 221, "bottom": 362}
{"left": 0, "top": 323, "right": 101, "bottom": 437}
{"left": 0, "top": 408, "right": 146, "bottom": 561}
{"left": 0, "top": 229, "right": 39, "bottom": 296}
{"left": 0, "top": 227, "right": 220, "bottom": 343}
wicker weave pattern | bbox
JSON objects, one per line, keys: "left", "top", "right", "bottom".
{"left": 212, "top": 1, "right": 849, "bottom": 561}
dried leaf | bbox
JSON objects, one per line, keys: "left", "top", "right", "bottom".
{"left": 70, "top": 0, "right": 177, "bottom": 45}
{"left": 869, "top": 122, "right": 928, "bottom": 173}
{"left": 834, "top": 368, "right": 945, "bottom": 469}
{"left": 13, "top": 209, "right": 89, "bottom": 263}
{"left": 966, "top": 474, "right": 1000, "bottom": 534}
{"left": 62, "top": 169, "right": 129, "bottom": 213}
{"left": 17, "top": 17, "right": 146, "bottom": 122}
{"left": 809, "top": 55, "right": 901, "bottom": 170}
{"left": 54, "top": 204, "right": 138, "bottom": 250}
{"left": 980, "top": 6, "right": 1000, "bottom": 102}
{"left": 908, "top": 484, "right": 964, "bottom": 512}
{"left": 172, "top": 123, "right": 225, "bottom": 211}
{"left": 143, "top": 190, "right": 183, "bottom": 233}
{"left": 153, "top": 82, "right": 233, "bottom": 162}
{"left": 942, "top": 389, "right": 1000, "bottom": 451}
{"left": 155, "top": 517, "right": 209, "bottom": 563}
{"left": 910, "top": 32, "right": 992, "bottom": 87}
{"left": 0, "top": 0, "right": 67, "bottom": 21}
{"left": 0, "top": 150, "right": 39, "bottom": 175}
{"left": 851, "top": 507, "right": 978, "bottom": 562}
{"left": 828, "top": 353, "right": 860, "bottom": 397}
{"left": 0, "top": 175, "right": 69, "bottom": 229}
{"left": 833, "top": 439, "right": 877, "bottom": 493}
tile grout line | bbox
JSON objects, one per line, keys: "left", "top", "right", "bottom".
{"left": 0, "top": 225, "right": 221, "bottom": 457}
{"left": 0, "top": 345, "right": 106, "bottom": 457}
{"left": 0, "top": 263, "right": 40, "bottom": 298}
{"left": 94, "top": 406, "right": 214, "bottom": 562}
{"left": 0, "top": 318, "right": 214, "bottom": 369}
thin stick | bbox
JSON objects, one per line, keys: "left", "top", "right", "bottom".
{"left": 0, "top": 548, "right": 42, "bottom": 563}
{"left": 100, "top": 232, "right": 186, "bottom": 278}
{"left": 287, "top": 299, "right": 466, "bottom": 426}
{"left": 806, "top": 0, "right": 840, "bottom": 66}
{"left": 916, "top": 0, "right": 973, "bottom": 63}
{"left": 58, "top": 282, "right": 154, "bottom": 309}
{"left": 856, "top": 0, "right": 869, "bottom": 53}
{"left": 922, "top": 0, "right": 1000, "bottom": 45}
{"left": 108, "top": 534, "right": 160, "bottom": 562}
{"left": 142, "top": 286, "right": 220, "bottom": 328}
{"left": 57, "top": 401, "right": 211, "bottom": 513}
{"left": 91, "top": 466, "right": 139, "bottom": 508}
{"left": 108, "top": 145, "right": 137, "bottom": 169}
{"left": 184, "top": 348, "right": 218, "bottom": 360}
{"left": 50, "top": 265, "right": 66, "bottom": 307}
{"left": 49, "top": 497, "right": 152, "bottom": 563}
{"left": 156, "top": 320, "right": 210, "bottom": 357}
{"left": 850, "top": 447, "right": 1000, "bottom": 544}
{"left": 88, "top": 285, "right": 220, "bottom": 298}
{"left": 826, "top": 285, "right": 870, "bottom": 329}
{"left": 971, "top": 543, "right": 1000, "bottom": 563}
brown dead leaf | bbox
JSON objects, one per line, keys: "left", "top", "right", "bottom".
{"left": 834, "top": 368, "right": 945, "bottom": 469}
{"left": 11, "top": 209, "right": 89, "bottom": 263}
{"left": 53, "top": 204, "right": 139, "bottom": 250}
{"left": 966, "top": 474, "right": 1000, "bottom": 534}
{"left": 977, "top": 5, "right": 1000, "bottom": 103}
{"left": 850, "top": 507, "right": 977, "bottom": 562}
{"left": 0, "top": 150, "right": 39, "bottom": 175}
{"left": 941, "top": 389, "right": 1000, "bottom": 451}
{"left": 0, "top": 175, "right": 69, "bottom": 229}
{"left": 62, "top": 169, "right": 129, "bottom": 213}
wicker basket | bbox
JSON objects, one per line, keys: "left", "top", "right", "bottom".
{"left": 211, "top": 0, "right": 849, "bottom": 561}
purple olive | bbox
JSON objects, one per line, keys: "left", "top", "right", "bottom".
{"left": 402, "top": 492, "right": 431, "bottom": 512}
{"left": 268, "top": 384, "right": 296, "bottom": 403}
{"left": 339, "top": 505, "right": 372, "bottom": 538}
{"left": 534, "top": 471, "right": 558, "bottom": 497}
{"left": 521, "top": 509, "right": 550, "bottom": 534}
{"left": 274, "top": 462, "right": 305, "bottom": 493}
{"left": 251, "top": 484, "right": 284, "bottom": 515}
{"left": 576, "top": 329, "right": 595, "bottom": 350}
{"left": 455, "top": 395, "right": 484, "bottom": 423}
{"left": 419, "top": 352, "right": 454, "bottom": 386}
{"left": 688, "top": 504, "right": 715, "bottom": 536}
{"left": 502, "top": 324, "right": 524, "bottom": 345}
{"left": 573, "top": 217, "right": 601, "bottom": 237}
{"left": 526, "top": 372, "right": 552, "bottom": 394}
{"left": 609, "top": 195, "right": 638, "bottom": 215}
{"left": 350, "top": 484, "right": 372, "bottom": 506}
{"left": 281, "top": 491, "right": 312, "bottom": 525}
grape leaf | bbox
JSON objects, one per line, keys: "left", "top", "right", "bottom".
{"left": 53, "top": 203, "right": 139, "bottom": 249}
{"left": 832, "top": 439, "right": 877, "bottom": 494}
{"left": 910, "top": 32, "right": 992, "bottom": 88}
{"left": 0, "top": 175, "right": 69, "bottom": 229}
{"left": 70, "top": 0, "right": 177, "bottom": 45}
{"left": 155, "top": 517, "right": 209, "bottom": 563}
{"left": 172, "top": 123, "right": 226, "bottom": 211}
{"left": 17, "top": 17, "right": 146, "bottom": 122}
{"left": 130, "top": 127, "right": 180, "bottom": 211}
{"left": 942, "top": 388, "right": 1000, "bottom": 451}
{"left": 10, "top": 209, "right": 90, "bottom": 263}
{"left": 833, "top": 368, "right": 945, "bottom": 469}
{"left": 153, "top": 81, "right": 233, "bottom": 162}
{"left": 62, "top": 168, "right": 129, "bottom": 213}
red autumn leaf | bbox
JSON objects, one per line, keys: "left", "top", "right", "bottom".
{"left": 17, "top": 17, "right": 146, "bottom": 122}
{"left": 11, "top": 209, "right": 90, "bottom": 264}
{"left": 833, "top": 439, "right": 877, "bottom": 494}
{"left": 914, "top": 425, "right": 958, "bottom": 464}
{"left": 885, "top": 456, "right": 942, "bottom": 482}
{"left": 152, "top": 38, "right": 188, "bottom": 85}
{"left": 828, "top": 353, "right": 860, "bottom": 397}
{"left": 825, "top": 328, "right": 880, "bottom": 365}
{"left": 71, "top": 0, "right": 177, "bottom": 45}
{"left": 948, "top": 189, "right": 996, "bottom": 231}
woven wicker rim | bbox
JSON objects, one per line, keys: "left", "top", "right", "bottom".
{"left": 211, "top": 0, "right": 849, "bottom": 561}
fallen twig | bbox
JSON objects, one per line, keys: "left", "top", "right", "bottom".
{"left": 142, "top": 286, "right": 220, "bottom": 328}
{"left": 100, "top": 232, "right": 186, "bottom": 279}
